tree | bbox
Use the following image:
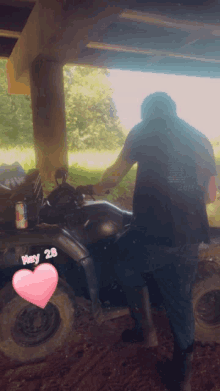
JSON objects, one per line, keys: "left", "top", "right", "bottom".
{"left": 63, "top": 65, "right": 125, "bottom": 150}
{"left": 0, "top": 59, "right": 125, "bottom": 150}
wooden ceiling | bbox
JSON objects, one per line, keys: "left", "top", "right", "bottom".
{"left": 1, "top": 0, "right": 220, "bottom": 78}
{"left": 0, "top": 0, "right": 35, "bottom": 57}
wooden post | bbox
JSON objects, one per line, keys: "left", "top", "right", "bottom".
{"left": 29, "top": 56, "right": 68, "bottom": 183}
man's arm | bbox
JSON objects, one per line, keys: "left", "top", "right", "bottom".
{"left": 201, "top": 175, "right": 217, "bottom": 204}
{"left": 205, "top": 176, "right": 217, "bottom": 204}
{"left": 93, "top": 148, "right": 135, "bottom": 196}
{"left": 195, "top": 136, "right": 217, "bottom": 204}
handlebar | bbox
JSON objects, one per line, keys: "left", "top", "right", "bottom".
{"left": 75, "top": 185, "right": 110, "bottom": 198}
{"left": 54, "top": 168, "right": 111, "bottom": 197}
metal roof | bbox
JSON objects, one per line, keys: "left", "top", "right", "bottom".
{"left": 1, "top": 0, "right": 220, "bottom": 78}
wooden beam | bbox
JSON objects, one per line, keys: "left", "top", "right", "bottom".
{"left": 9, "top": 0, "right": 122, "bottom": 85}
{"left": 8, "top": 0, "right": 220, "bottom": 92}
{"left": 0, "top": 29, "right": 21, "bottom": 39}
{"left": 120, "top": 10, "right": 220, "bottom": 35}
{"left": 69, "top": 46, "right": 220, "bottom": 79}
{"left": 0, "top": 0, "right": 35, "bottom": 6}
{"left": 120, "top": 9, "right": 220, "bottom": 52}
{"left": 6, "top": 57, "right": 30, "bottom": 94}
{"left": 9, "top": 1, "right": 40, "bottom": 84}
{"left": 29, "top": 56, "right": 68, "bottom": 182}
{"left": 87, "top": 42, "right": 220, "bottom": 64}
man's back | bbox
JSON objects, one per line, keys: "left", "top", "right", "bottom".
{"left": 125, "top": 114, "right": 217, "bottom": 246}
{"left": 106, "top": 93, "right": 214, "bottom": 391}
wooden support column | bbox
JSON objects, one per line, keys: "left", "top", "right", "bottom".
{"left": 29, "top": 56, "right": 68, "bottom": 183}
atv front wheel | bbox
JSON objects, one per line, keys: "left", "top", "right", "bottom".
{"left": 0, "top": 278, "right": 76, "bottom": 363}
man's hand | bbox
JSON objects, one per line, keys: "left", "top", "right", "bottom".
{"left": 92, "top": 147, "right": 135, "bottom": 196}
{"left": 76, "top": 143, "right": 135, "bottom": 197}
{"left": 93, "top": 183, "right": 111, "bottom": 196}
{"left": 75, "top": 185, "right": 94, "bottom": 196}
{"left": 75, "top": 184, "right": 110, "bottom": 197}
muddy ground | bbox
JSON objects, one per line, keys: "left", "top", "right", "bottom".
{"left": 1, "top": 303, "right": 220, "bottom": 391}
{"left": 1, "top": 191, "right": 220, "bottom": 391}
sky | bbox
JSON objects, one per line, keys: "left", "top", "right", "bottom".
{"left": 108, "top": 69, "right": 220, "bottom": 141}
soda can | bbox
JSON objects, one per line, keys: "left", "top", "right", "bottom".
{"left": 15, "top": 202, "right": 28, "bottom": 229}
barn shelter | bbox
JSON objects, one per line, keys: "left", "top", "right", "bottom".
{"left": 0, "top": 0, "right": 220, "bottom": 182}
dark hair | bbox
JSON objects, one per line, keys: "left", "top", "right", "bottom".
{"left": 141, "top": 92, "right": 177, "bottom": 120}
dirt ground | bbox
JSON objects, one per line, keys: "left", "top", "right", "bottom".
{"left": 1, "top": 192, "right": 220, "bottom": 391}
{"left": 1, "top": 305, "right": 220, "bottom": 391}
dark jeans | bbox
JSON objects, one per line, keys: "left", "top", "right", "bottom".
{"left": 114, "top": 228, "right": 199, "bottom": 351}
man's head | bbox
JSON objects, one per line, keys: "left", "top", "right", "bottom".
{"left": 141, "top": 92, "right": 177, "bottom": 121}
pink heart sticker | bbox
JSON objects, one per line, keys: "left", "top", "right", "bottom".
{"left": 12, "top": 263, "right": 58, "bottom": 309}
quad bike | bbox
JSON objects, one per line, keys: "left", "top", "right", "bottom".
{"left": 0, "top": 168, "right": 219, "bottom": 363}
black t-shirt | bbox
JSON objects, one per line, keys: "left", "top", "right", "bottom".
{"left": 123, "top": 115, "right": 217, "bottom": 246}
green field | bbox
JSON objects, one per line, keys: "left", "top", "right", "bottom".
{"left": 1, "top": 145, "right": 220, "bottom": 226}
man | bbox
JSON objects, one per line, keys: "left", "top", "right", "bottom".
{"left": 77, "top": 92, "right": 217, "bottom": 391}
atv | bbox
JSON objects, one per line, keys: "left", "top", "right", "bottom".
{"left": 0, "top": 167, "right": 219, "bottom": 363}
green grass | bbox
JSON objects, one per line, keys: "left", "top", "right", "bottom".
{"left": 0, "top": 147, "right": 36, "bottom": 172}
{"left": 0, "top": 147, "right": 137, "bottom": 202}
{"left": 2, "top": 143, "right": 220, "bottom": 172}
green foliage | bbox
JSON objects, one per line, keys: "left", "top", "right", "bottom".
{"left": 211, "top": 140, "right": 220, "bottom": 165}
{"left": 0, "top": 59, "right": 125, "bottom": 151}
{"left": 63, "top": 65, "right": 125, "bottom": 150}
{"left": 0, "top": 60, "right": 33, "bottom": 147}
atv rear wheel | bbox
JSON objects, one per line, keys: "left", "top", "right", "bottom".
{"left": 193, "top": 249, "right": 220, "bottom": 344}
{"left": 0, "top": 278, "right": 76, "bottom": 363}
